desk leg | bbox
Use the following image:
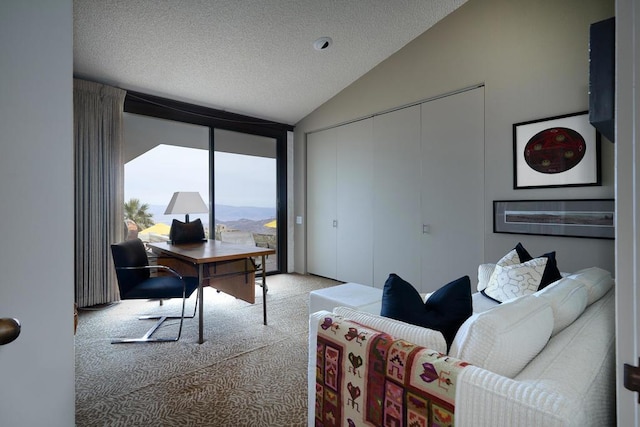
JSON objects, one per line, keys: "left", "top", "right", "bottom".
{"left": 262, "top": 254, "right": 267, "bottom": 325}
{"left": 198, "top": 264, "right": 204, "bottom": 344}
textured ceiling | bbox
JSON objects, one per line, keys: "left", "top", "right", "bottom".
{"left": 74, "top": 0, "right": 466, "bottom": 125}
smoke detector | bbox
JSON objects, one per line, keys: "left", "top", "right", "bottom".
{"left": 313, "top": 37, "right": 333, "bottom": 51}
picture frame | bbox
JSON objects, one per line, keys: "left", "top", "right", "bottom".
{"left": 493, "top": 199, "right": 615, "bottom": 239}
{"left": 513, "top": 111, "right": 601, "bottom": 189}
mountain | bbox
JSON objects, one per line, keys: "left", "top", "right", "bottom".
{"left": 147, "top": 204, "right": 276, "bottom": 226}
{"left": 213, "top": 205, "right": 275, "bottom": 222}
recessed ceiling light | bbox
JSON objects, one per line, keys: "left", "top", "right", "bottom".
{"left": 313, "top": 37, "right": 333, "bottom": 51}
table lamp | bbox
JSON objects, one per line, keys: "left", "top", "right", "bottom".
{"left": 164, "top": 191, "right": 208, "bottom": 222}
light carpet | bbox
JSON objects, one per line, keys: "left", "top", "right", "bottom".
{"left": 75, "top": 273, "right": 339, "bottom": 426}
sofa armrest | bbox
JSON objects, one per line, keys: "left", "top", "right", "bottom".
{"left": 309, "top": 313, "right": 571, "bottom": 427}
{"left": 455, "top": 367, "right": 578, "bottom": 427}
{"left": 309, "top": 309, "right": 568, "bottom": 427}
{"left": 309, "top": 310, "right": 470, "bottom": 427}
{"left": 308, "top": 310, "right": 331, "bottom": 427}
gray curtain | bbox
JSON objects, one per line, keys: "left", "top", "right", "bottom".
{"left": 74, "top": 79, "right": 126, "bottom": 307}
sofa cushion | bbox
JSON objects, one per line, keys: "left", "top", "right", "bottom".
{"left": 471, "top": 291, "right": 500, "bottom": 313}
{"left": 449, "top": 295, "right": 553, "bottom": 378}
{"left": 380, "top": 273, "right": 472, "bottom": 349}
{"left": 333, "top": 306, "right": 447, "bottom": 353}
{"left": 533, "top": 277, "right": 588, "bottom": 336}
{"left": 481, "top": 243, "right": 562, "bottom": 303}
{"left": 513, "top": 289, "right": 615, "bottom": 425}
{"left": 566, "top": 267, "right": 614, "bottom": 305}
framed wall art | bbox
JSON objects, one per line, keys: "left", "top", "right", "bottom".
{"left": 513, "top": 111, "right": 601, "bottom": 189}
{"left": 493, "top": 199, "right": 615, "bottom": 239}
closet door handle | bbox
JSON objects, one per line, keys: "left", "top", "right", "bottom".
{"left": 333, "top": 220, "right": 338, "bottom": 228}
{"left": 0, "top": 318, "right": 21, "bottom": 345}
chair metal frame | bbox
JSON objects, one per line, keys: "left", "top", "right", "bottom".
{"left": 111, "top": 264, "right": 198, "bottom": 344}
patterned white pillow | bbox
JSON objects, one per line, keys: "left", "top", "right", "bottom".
{"left": 494, "top": 248, "right": 523, "bottom": 266}
{"left": 483, "top": 256, "right": 549, "bottom": 303}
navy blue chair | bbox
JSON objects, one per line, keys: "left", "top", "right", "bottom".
{"left": 110, "top": 239, "right": 199, "bottom": 343}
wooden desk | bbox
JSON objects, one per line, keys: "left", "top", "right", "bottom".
{"left": 148, "top": 240, "right": 276, "bottom": 344}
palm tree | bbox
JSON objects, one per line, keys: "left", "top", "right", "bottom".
{"left": 124, "top": 198, "right": 155, "bottom": 230}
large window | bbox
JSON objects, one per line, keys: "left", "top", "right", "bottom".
{"left": 123, "top": 113, "right": 210, "bottom": 241}
{"left": 214, "top": 129, "right": 278, "bottom": 272}
{"left": 125, "top": 145, "right": 210, "bottom": 240}
{"left": 123, "top": 92, "right": 291, "bottom": 273}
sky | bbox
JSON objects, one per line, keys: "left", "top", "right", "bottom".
{"left": 124, "top": 144, "right": 276, "bottom": 208}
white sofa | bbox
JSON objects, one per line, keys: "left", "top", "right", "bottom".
{"left": 308, "top": 266, "right": 615, "bottom": 427}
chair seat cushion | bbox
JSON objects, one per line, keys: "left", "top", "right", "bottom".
{"left": 123, "top": 276, "right": 199, "bottom": 300}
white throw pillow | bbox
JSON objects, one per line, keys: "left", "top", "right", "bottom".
{"left": 533, "top": 277, "right": 588, "bottom": 336}
{"left": 449, "top": 295, "right": 553, "bottom": 378}
{"left": 494, "top": 248, "right": 522, "bottom": 266}
{"left": 567, "top": 267, "right": 614, "bottom": 305}
{"left": 477, "top": 263, "right": 496, "bottom": 292}
{"left": 477, "top": 261, "right": 569, "bottom": 294}
{"left": 333, "top": 306, "right": 447, "bottom": 354}
{"left": 483, "top": 256, "right": 549, "bottom": 303}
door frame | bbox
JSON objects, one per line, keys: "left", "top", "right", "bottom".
{"left": 615, "top": 0, "right": 639, "bottom": 424}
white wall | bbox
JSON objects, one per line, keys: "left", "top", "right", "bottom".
{"left": 294, "top": 0, "right": 615, "bottom": 276}
{"left": 0, "top": 1, "right": 75, "bottom": 426}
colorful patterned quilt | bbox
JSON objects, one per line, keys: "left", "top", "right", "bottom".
{"left": 314, "top": 313, "right": 470, "bottom": 427}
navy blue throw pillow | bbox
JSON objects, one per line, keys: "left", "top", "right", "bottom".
{"left": 380, "top": 274, "right": 427, "bottom": 325}
{"left": 380, "top": 273, "right": 472, "bottom": 350}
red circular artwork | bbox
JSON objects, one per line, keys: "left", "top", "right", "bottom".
{"left": 524, "top": 127, "right": 586, "bottom": 174}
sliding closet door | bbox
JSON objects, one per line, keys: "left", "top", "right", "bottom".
{"left": 307, "top": 128, "right": 337, "bottom": 279}
{"left": 420, "top": 87, "right": 485, "bottom": 291}
{"left": 373, "top": 105, "right": 422, "bottom": 288}
{"left": 307, "top": 119, "right": 373, "bottom": 284}
{"left": 336, "top": 119, "right": 373, "bottom": 285}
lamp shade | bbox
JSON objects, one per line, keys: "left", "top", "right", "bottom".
{"left": 164, "top": 192, "right": 208, "bottom": 215}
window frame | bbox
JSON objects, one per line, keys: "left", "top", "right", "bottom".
{"left": 124, "top": 91, "right": 292, "bottom": 273}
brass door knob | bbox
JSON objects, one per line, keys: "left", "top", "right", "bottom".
{"left": 0, "top": 318, "right": 21, "bottom": 345}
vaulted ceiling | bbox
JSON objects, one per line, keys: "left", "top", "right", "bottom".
{"left": 74, "top": 0, "right": 466, "bottom": 125}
